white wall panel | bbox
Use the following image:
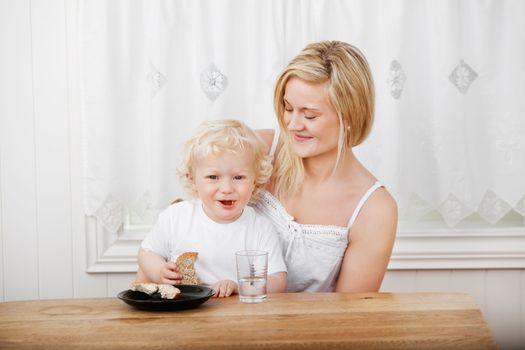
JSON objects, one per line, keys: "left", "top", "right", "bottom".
{"left": 486, "top": 270, "right": 522, "bottom": 350}
{"left": 414, "top": 270, "right": 452, "bottom": 292}
{"left": 31, "top": 0, "right": 73, "bottom": 299}
{"left": 517, "top": 270, "right": 525, "bottom": 345}
{"left": 71, "top": 217, "right": 108, "bottom": 298}
{"left": 64, "top": 0, "right": 109, "bottom": 299}
{"left": 449, "top": 270, "right": 487, "bottom": 312}
{"left": 380, "top": 270, "right": 416, "bottom": 292}
{"left": 0, "top": 0, "right": 39, "bottom": 301}
{"left": 108, "top": 273, "right": 135, "bottom": 297}
{"left": 0, "top": 138, "right": 3, "bottom": 302}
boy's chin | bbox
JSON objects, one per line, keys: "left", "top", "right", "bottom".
{"left": 211, "top": 211, "right": 243, "bottom": 224}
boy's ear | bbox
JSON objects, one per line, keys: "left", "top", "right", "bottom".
{"left": 186, "top": 172, "right": 197, "bottom": 189}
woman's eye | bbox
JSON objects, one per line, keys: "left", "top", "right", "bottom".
{"left": 304, "top": 115, "right": 318, "bottom": 120}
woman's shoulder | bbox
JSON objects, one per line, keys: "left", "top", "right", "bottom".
{"left": 370, "top": 186, "right": 397, "bottom": 217}
{"left": 351, "top": 185, "right": 398, "bottom": 239}
{"left": 245, "top": 204, "right": 271, "bottom": 223}
{"left": 256, "top": 129, "right": 275, "bottom": 153}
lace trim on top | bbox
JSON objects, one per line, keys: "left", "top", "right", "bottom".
{"left": 256, "top": 190, "right": 349, "bottom": 239}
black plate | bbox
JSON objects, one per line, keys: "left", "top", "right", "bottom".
{"left": 118, "top": 284, "right": 214, "bottom": 311}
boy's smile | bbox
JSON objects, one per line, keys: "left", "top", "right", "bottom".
{"left": 219, "top": 200, "right": 235, "bottom": 208}
{"left": 192, "top": 149, "right": 257, "bottom": 224}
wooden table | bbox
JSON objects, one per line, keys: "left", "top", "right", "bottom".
{"left": 0, "top": 292, "right": 497, "bottom": 349}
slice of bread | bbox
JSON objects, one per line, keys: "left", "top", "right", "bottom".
{"left": 129, "top": 282, "right": 158, "bottom": 295}
{"left": 176, "top": 251, "right": 200, "bottom": 285}
{"left": 157, "top": 284, "right": 181, "bottom": 299}
{"left": 130, "top": 282, "right": 181, "bottom": 299}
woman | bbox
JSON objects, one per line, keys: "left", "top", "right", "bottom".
{"left": 254, "top": 40, "right": 397, "bottom": 292}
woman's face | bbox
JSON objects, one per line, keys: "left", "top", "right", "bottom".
{"left": 282, "top": 77, "right": 340, "bottom": 160}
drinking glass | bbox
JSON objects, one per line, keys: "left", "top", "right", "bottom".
{"left": 235, "top": 250, "right": 268, "bottom": 303}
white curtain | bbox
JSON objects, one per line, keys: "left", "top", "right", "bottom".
{"left": 80, "top": 0, "right": 525, "bottom": 232}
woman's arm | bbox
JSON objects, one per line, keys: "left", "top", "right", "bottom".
{"left": 335, "top": 189, "right": 397, "bottom": 292}
{"left": 267, "top": 272, "right": 287, "bottom": 293}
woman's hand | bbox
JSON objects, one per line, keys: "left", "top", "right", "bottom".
{"left": 210, "top": 279, "right": 238, "bottom": 298}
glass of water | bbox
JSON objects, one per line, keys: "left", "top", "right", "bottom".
{"left": 235, "top": 250, "right": 268, "bottom": 303}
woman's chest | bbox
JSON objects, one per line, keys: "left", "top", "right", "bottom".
{"left": 282, "top": 189, "right": 360, "bottom": 227}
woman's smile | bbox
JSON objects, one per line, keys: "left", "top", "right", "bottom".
{"left": 292, "top": 133, "right": 313, "bottom": 142}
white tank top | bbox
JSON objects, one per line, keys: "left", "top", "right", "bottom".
{"left": 252, "top": 129, "right": 383, "bottom": 292}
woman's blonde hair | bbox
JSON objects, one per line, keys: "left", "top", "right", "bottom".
{"left": 177, "top": 119, "right": 272, "bottom": 202}
{"left": 273, "top": 40, "right": 375, "bottom": 199}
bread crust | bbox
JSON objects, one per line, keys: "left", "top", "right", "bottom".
{"left": 175, "top": 251, "right": 200, "bottom": 285}
{"left": 176, "top": 251, "right": 198, "bottom": 264}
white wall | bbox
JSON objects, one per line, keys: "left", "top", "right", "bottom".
{"left": 0, "top": 1, "right": 523, "bottom": 349}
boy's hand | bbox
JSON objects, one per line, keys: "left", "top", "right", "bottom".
{"left": 159, "top": 261, "right": 182, "bottom": 285}
{"left": 211, "top": 280, "right": 238, "bottom": 298}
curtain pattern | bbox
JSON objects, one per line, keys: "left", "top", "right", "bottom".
{"left": 81, "top": 0, "right": 525, "bottom": 232}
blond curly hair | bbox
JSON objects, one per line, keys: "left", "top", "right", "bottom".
{"left": 177, "top": 119, "right": 272, "bottom": 202}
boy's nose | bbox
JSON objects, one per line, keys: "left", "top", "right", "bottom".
{"left": 219, "top": 180, "right": 234, "bottom": 193}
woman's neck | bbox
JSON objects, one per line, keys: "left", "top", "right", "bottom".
{"left": 303, "top": 148, "right": 358, "bottom": 184}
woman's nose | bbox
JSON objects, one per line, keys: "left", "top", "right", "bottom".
{"left": 286, "top": 113, "right": 304, "bottom": 131}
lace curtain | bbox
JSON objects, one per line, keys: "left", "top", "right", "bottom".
{"left": 80, "top": 0, "right": 525, "bottom": 232}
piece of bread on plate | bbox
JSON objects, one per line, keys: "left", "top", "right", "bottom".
{"left": 129, "top": 282, "right": 181, "bottom": 299}
{"left": 129, "top": 282, "right": 158, "bottom": 295}
{"left": 158, "top": 284, "right": 181, "bottom": 299}
{"left": 176, "top": 251, "right": 200, "bottom": 285}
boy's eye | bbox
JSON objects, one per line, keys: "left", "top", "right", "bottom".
{"left": 207, "top": 175, "right": 219, "bottom": 180}
{"left": 233, "top": 175, "right": 245, "bottom": 180}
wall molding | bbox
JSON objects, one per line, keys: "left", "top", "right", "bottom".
{"left": 389, "top": 229, "right": 525, "bottom": 269}
{"left": 85, "top": 216, "right": 525, "bottom": 273}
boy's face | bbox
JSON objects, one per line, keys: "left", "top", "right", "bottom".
{"left": 191, "top": 149, "right": 257, "bottom": 224}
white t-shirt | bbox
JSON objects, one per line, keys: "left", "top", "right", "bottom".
{"left": 141, "top": 199, "right": 286, "bottom": 286}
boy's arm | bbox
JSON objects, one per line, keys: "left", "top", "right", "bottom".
{"left": 138, "top": 248, "right": 180, "bottom": 284}
{"left": 267, "top": 271, "right": 287, "bottom": 293}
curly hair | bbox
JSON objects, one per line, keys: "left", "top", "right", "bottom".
{"left": 177, "top": 119, "right": 272, "bottom": 202}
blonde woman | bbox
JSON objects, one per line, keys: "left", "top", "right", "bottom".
{"left": 136, "top": 120, "right": 287, "bottom": 297}
{"left": 254, "top": 41, "right": 397, "bottom": 292}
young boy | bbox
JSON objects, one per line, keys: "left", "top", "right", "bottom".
{"left": 135, "top": 119, "right": 287, "bottom": 297}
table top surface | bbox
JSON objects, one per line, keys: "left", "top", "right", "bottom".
{"left": 0, "top": 292, "right": 497, "bottom": 350}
